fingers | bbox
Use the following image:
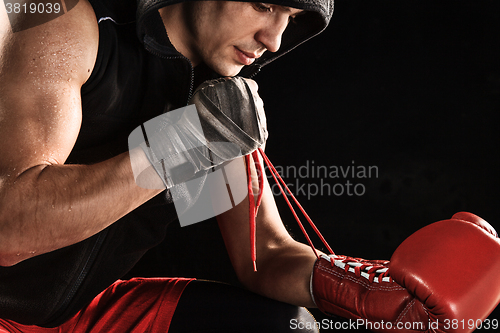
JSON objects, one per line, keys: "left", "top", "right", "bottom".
{"left": 242, "top": 78, "right": 267, "bottom": 143}
{"left": 243, "top": 78, "right": 259, "bottom": 93}
{"left": 243, "top": 78, "right": 265, "bottom": 113}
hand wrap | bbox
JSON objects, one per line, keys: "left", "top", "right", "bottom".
{"left": 129, "top": 76, "right": 267, "bottom": 189}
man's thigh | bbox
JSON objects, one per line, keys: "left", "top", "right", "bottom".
{"left": 0, "top": 277, "right": 193, "bottom": 333}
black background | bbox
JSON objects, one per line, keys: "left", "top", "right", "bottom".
{"left": 129, "top": 0, "right": 500, "bottom": 329}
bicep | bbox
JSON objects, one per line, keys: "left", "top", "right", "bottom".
{"left": 0, "top": 0, "right": 98, "bottom": 177}
{"left": 0, "top": 80, "right": 82, "bottom": 174}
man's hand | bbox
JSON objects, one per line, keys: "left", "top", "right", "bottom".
{"left": 130, "top": 76, "right": 268, "bottom": 189}
{"left": 242, "top": 78, "right": 266, "bottom": 130}
{"left": 189, "top": 77, "right": 268, "bottom": 156}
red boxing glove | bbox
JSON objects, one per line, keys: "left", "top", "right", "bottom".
{"left": 311, "top": 213, "right": 500, "bottom": 332}
{"left": 451, "top": 211, "right": 498, "bottom": 237}
{"left": 390, "top": 213, "right": 500, "bottom": 332}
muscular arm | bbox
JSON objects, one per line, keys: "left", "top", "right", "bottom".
{"left": 0, "top": 1, "right": 162, "bottom": 266}
{"left": 217, "top": 153, "right": 321, "bottom": 308}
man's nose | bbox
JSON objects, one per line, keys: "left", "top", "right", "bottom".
{"left": 255, "top": 14, "right": 290, "bottom": 53}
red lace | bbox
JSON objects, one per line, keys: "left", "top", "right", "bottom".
{"left": 245, "top": 148, "right": 335, "bottom": 271}
{"left": 332, "top": 255, "right": 393, "bottom": 283}
{"left": 245, "top": 151, "right": 264, "bottom": 271}
{"left": 245, "top": 148, "right": 392, "bottom": 282}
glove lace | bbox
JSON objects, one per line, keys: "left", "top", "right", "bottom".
{"left": 245, "top": 151, "right": 264, "bottom": 272}
{"left": 330, "top": 255, "right": 393, "bottom": 283}
{"left": 246, "top": 149, "right": 393, "bottom": 283}
{"left": 245, "top": 148, "right": 336, "bottom": 271}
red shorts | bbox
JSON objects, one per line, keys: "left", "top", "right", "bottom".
{"left": 0, "top": 277, "right": 194, "bottom": 333}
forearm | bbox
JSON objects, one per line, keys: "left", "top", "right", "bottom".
{"left": 0, "top": 148, "right": 162, "bottom": 265}
{"left": 217, "top": 153, "right": 320, "bottom": 307}
{"left": 242, "top": 239, "right": 320, "bottom": 308}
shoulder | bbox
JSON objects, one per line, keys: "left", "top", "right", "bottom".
{"left": 0, "top": 0, "right": 99, "bottom": 86}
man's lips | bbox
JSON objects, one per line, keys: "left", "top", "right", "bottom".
{"left": 234, "top": 47, "right": 261, "bottom": 66}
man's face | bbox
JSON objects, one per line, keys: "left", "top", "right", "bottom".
{"left": 164, "top": 2, "right": 303, "bottom": 76}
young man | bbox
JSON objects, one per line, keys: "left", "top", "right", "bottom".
{"left": 1, "top": 1, "right": 499, "bottom": 332}
{"left": 0, "top": 0, "right": 333, "bottom": 331}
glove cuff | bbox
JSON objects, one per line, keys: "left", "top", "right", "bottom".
{"left": 309, "top": 267, "right": 318, "bottom": 308}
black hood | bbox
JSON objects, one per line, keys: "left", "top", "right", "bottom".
{"left": 136, "top": 0, "right": 334, "bottom": 77}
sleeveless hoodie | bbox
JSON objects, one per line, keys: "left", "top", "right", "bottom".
{"left": 0, "top": 0, "right": 334, "bottom": 326}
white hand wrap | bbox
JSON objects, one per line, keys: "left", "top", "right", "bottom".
{"left": 128, "top": 76, "right": 267, "bottom": 189}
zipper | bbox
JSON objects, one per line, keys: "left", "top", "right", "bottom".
{"left": 143, "top": 35, "right": 195, "bottom": 104}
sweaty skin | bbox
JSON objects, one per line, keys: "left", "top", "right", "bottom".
{"left": 0, "top": 0, "right": 318, "bottom": 307}
{"left": 0, "top": 0, "right": 163, "bottom": 266}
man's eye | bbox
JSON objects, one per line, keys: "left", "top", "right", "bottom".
{"left": 254, "top": 3, "right": 272, "bottom": 12}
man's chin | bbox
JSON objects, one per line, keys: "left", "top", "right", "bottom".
{"left": 211, "top": 63, "right": 245, "bottom": 77}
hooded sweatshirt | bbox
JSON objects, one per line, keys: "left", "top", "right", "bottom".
{"left": 0, "top": 0, "right": 334, "bottom": 326}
